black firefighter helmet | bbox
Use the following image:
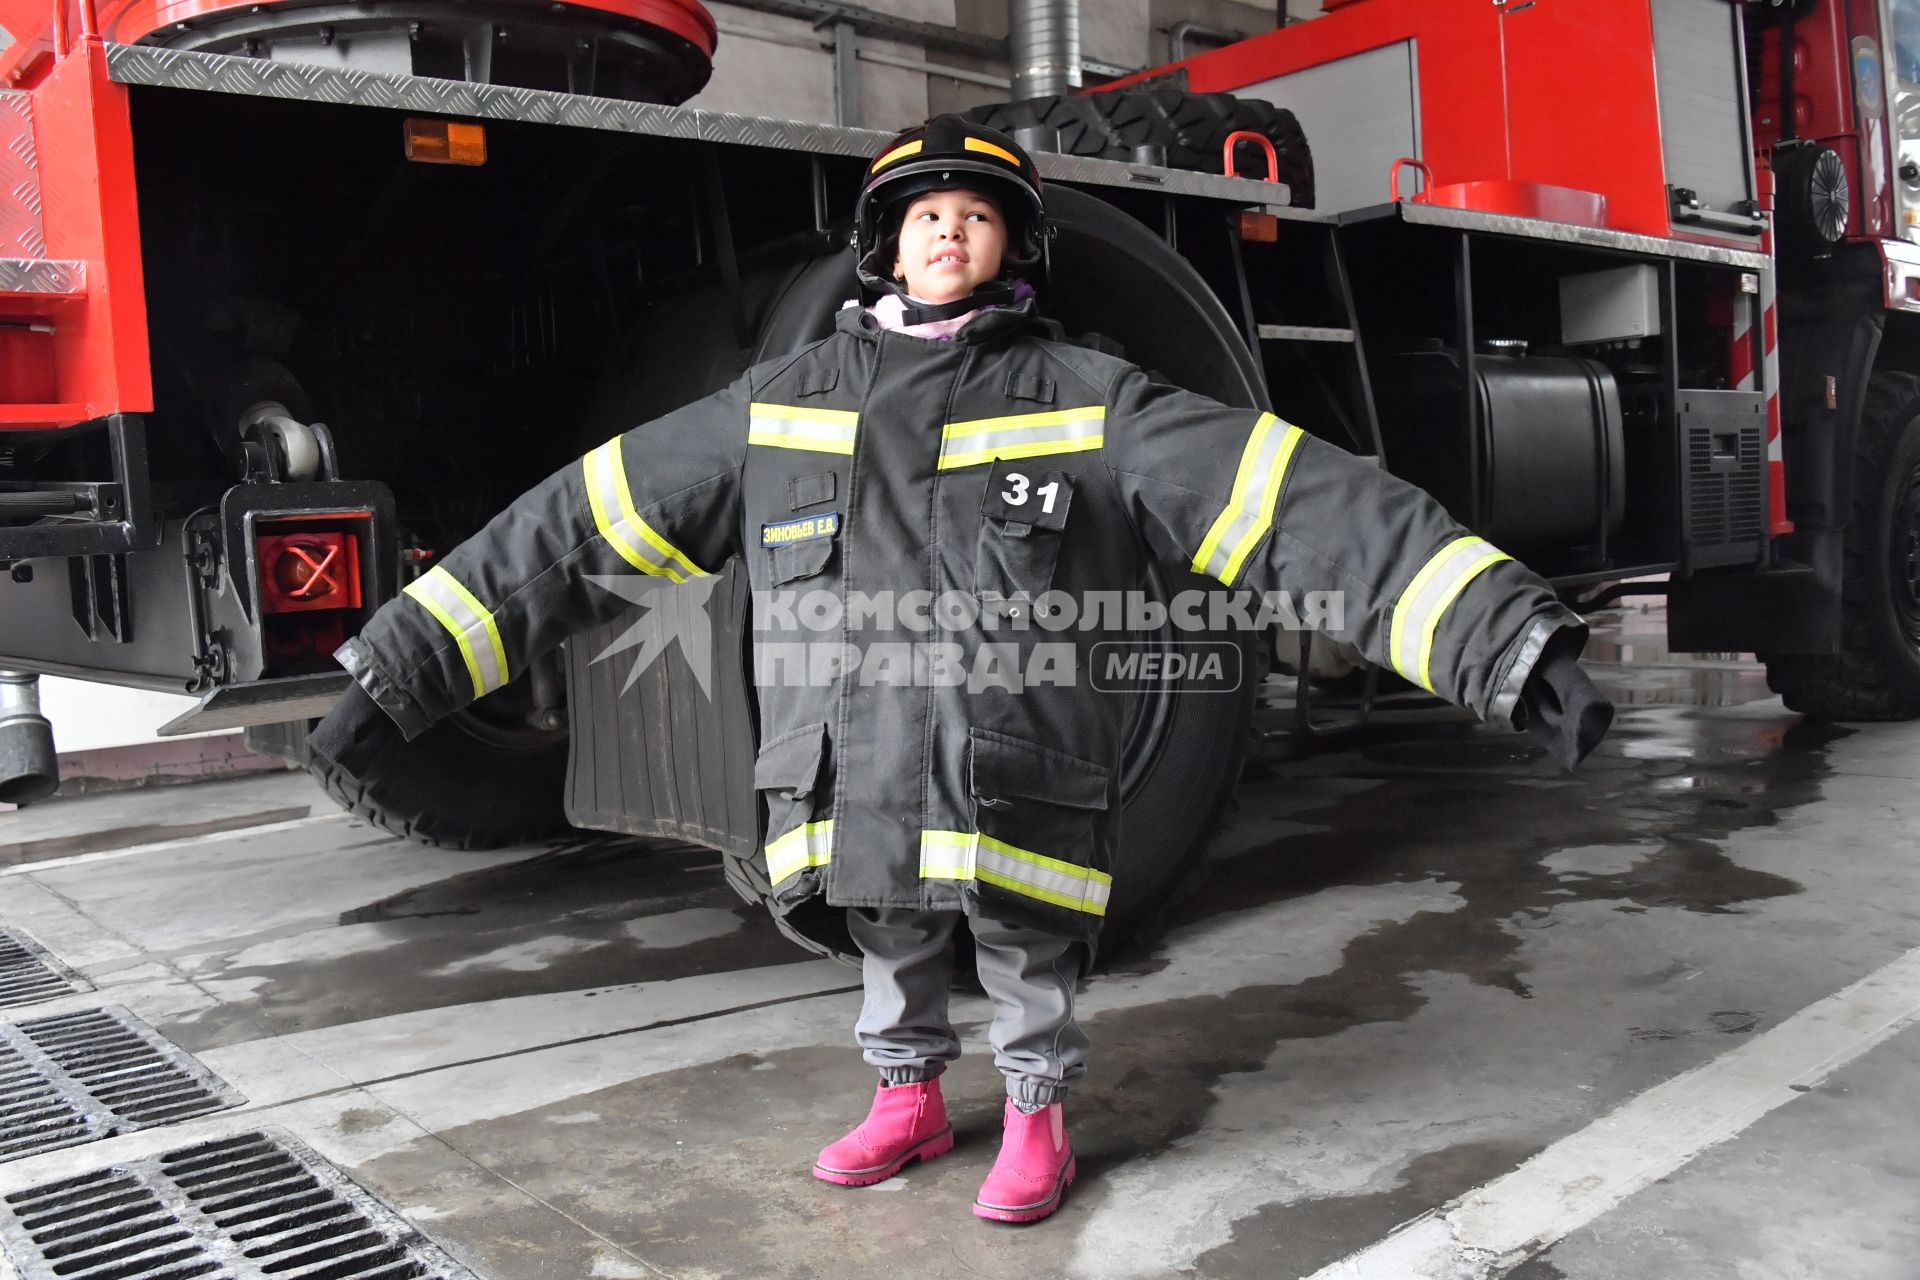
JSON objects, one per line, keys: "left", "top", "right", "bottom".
{"left": 854, "top": 114, "right": 1048, "bottom": 296}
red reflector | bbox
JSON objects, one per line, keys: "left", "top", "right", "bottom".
{"left": 258, "top": 532, "right": 361, "bottom": 613}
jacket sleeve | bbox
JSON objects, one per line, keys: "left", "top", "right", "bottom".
{"left": 1099, "top": 363, "right": 1585, "bottom": 728}
{"left": 335, "top": 376, "right": 749, "bottom": 738}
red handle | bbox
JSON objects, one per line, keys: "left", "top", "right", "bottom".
{"left": 51, "top": 0, "right": 99, "bottom": 55}
{"left": 1222, "top": 131, "right": 1280, "bottom": 184}
{"left": 1389, "top": 157, "right": 1433, "bottom": 203}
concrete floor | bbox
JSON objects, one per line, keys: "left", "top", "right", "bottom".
{"left": 0, "top": 606, "right": 1916, "bottom": 1279}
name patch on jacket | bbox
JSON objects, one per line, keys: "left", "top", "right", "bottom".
{"left": 761, "top": 512, "right": 841, "bottom": 546}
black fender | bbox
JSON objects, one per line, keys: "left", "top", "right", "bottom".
{"left": 1670, "top": 245, "right": 1883, "bottom": 654}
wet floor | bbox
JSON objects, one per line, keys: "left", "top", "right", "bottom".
{"left": 0, "top": 605, "right": 1915, "bottom": 1279}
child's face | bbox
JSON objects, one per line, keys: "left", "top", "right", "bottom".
{"left": 891, "top": 188, "right": 1008, "bottom": 304}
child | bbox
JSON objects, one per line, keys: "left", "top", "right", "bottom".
{"left": 312, "top": 115, "right": 1611, "bottom": 1226}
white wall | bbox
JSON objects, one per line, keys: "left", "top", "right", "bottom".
{"left": 693, "top": 0, "right": 966, "bottom": 127}
{"left": 38, "top": 678, "right": 203, "bottom": 753}
{"left": 687, "top": 0, "right": 1313, "bottom": 131}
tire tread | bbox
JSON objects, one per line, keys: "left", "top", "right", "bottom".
{"left": 967, "top": 91, "right": 1315, "bottom": 208}
{"left": 1763, "top": 371, "right": 1920, "bottom": 720}
{"left": 303, "top": 736, "right": 569, "bottom": 851}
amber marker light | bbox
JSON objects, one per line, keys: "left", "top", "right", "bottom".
{"left": 404, "top": 118, "right": 488, "bottom": 166}
{"left": 1238, "top": 211, "right": 1279, "bottom": 242}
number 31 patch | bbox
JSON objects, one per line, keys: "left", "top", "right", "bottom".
{"left": 982, "top": 459, "right": 1074, "bottom": 531}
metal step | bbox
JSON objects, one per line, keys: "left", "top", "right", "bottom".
{"left": 0, "top": 414, "right": 150, "bottom": 559}
{"left": 1256, "top": 323, "right": 1355, "bottom": 343}
{"left": 158, "top": 672, "right": 354, "bottom": 736}
{"left": 0, "top": 259, "right": 85, "bottom": 299}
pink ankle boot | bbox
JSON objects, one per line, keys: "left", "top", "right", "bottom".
{"left": 812, "top": 1078, "right": 954, "bottom": 1187}
{"left": 973, "top": 1099, "right": 1075, "bottom": 1223}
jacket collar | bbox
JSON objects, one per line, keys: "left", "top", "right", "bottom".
{"left": 835, "top": 294, "right": 1057, "bottom": 347}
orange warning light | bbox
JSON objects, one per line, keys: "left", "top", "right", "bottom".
{"left": 1238, "top": 211, "right": 1279, "bottom": 243}
{"left": 404, "top": 118, "right": 488, "bottom": 167}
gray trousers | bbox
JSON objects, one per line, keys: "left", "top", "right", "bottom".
{"left": 847, "top": 907, "right": 1088, "bottom": 1106}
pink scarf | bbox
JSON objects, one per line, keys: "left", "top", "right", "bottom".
{"left": 865, "top": 279, "right": 1035, "bottom": 341}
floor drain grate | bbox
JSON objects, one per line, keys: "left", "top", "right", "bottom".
{"left": 0, "top": 929, "right": 91, "bottom": 1010}
{"left": 0, "top": 1129, "right": 479, "bottom": 1279}
{"left": 0, "top": 1006, "right": 244, "bottom": 1161}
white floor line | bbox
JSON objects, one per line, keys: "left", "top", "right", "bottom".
{"left": 0, "top": 812, "right": 351, "bottom": 877}
{"left": 1306, "top": 943, "right": 1920, "bottom": 1280}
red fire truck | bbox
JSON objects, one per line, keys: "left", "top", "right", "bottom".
{"left": 0, "top": 0, "right": 1910, "bottom": 957}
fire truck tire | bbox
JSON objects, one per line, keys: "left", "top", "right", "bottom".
{"left": 1763, "top": 372, "right": 1920, "bottom": 720}
{"left": 304, "top": 710, "right": 570, "bottom": 849}
{"left": 966, "top": 91, "right": 1314, "bottom": 208}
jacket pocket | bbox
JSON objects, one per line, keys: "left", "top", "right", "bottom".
{"left": 767, "top": 534, "right": 835, "bottom": 587}
{"left": 962, "top": 728, "right": 1113, "bottom": 919}
{"left": 788, "top": 471, "right": 835, "bottom": 510}
{"left": 974, "top": 461, "right": 1072, "bottom": 619}
{"left": 755, "top": 720, "right": 831, "bottom": 893}
{"left": 975, "top": 517, "right": 1061, "bottom": 619}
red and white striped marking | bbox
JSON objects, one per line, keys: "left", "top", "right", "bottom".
{"left": 1737, "top": 168, "right": 1793, "bottom": 538}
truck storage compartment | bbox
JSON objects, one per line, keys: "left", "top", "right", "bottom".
{"left": 1371, "top": 347, "right": 1626, "bottom": 557}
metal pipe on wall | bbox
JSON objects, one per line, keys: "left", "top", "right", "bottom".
{"left": 832, "top": 20, "right": 860, "bottom": 126}
{"left": 1010, "top": 0, "right": 1081, "bottom": 100}
{"left": 1168, "top": 20, "right": 1246, "bottom": 62}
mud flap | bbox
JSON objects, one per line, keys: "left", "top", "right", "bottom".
{"left": 562, "top": 560, "right": 761, "bottom": 857}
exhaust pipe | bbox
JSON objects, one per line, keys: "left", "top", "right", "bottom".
{"left": 0, "top": 671, "right": 58, "bottom": 805}
{"left": 1010, "top": 0, "right": 1081, "bottom": 100}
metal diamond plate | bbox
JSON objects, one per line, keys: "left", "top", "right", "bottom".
{"left": 0, "top": 258, "right": 83, "bottom": 294}
{"left": 0, "top": 92, "right": 45, "bottom": 260}
{"left": 1396, "top": 200, "right": 1770, "bottom": 270}
{"left": 102, "top": 43, "right": 1306, "bottom": 208}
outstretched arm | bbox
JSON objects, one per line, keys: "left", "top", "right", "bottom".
{"left": 1101, "top": 364, "right": 1611, "bottom": 767}
{"left": 319, "top": 376, "right": 748, "bottom": 756}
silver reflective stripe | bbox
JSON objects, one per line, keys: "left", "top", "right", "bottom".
{"left": 937, "top": 407, "right": 1105, "bottom": 470}
{"left": 582, "top": 437, "right": 706, "bottom": 583}
{"left": 748, "top": 403, "right": 859, "bottom": 456}
{"left": 919, "top": 830, "right": 1111, "bottom": 916}
{"left": 402, "top": 565, "right": 509, "bottom": 700}
{"left": 1388, "top": 535, "right": 1514, "bottom": 692}
{"left": 766, "top": 819, "right": 834, "bottom": 885}
{"left": 1190, "top": 412, "right": 1304, "bottom": 586}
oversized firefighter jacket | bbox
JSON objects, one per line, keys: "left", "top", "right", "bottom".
{"left": 337, "top": 296, "right": 1585, "bottom": 943}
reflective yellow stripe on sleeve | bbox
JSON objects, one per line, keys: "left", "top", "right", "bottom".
{"left": 582, "top": 437, "right": 707, "bottom": 583}
{"left": 1388, "top": 535, "right": 1514, "bottom": 693}
{"left": 765, "top": 819, "right": 834, "bottom": 886}
{"left": 936, "top": 406, "right": 1105, "bottom": 470}
{"left": 918, "top": 830, "right": 1111, "bottom": 916}
{"left": 747, "top": 403, "right": 860, "bottom": 456}
{"left": 1191, "top": 412, "right": 1304, "bottom": 587}
{"left": 402, "top": 565, "right": 510, "bottom": 700}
